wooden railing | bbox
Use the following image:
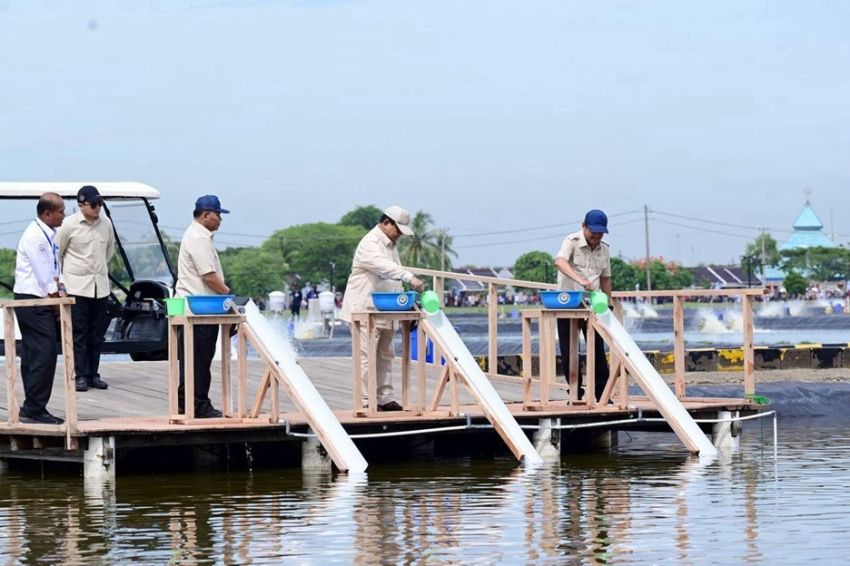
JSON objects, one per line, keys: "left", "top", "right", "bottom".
{"left": 407, "top": 267, "right": 766, "bottom": 397}
{"left": 2, "top": 297, "right": 78, "bottom": 449}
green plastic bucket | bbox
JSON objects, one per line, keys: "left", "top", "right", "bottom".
{"left": 589, "top": 290, "right": 609, "bottom": 314}
{"left": 165, "top": 297, "right": 186, "bottom": 317}
{"left": 420, "top": 290, "right": 441, "bottom": 314}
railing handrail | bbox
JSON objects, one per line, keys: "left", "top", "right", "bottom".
{"left": 407, "top": 267, "right": 558, "bottom": 291}
{"left": 403, "top": 266, "right": 759, "bottom": 397}
{"left": 614, "top": 288, "right": 767, "bottom": 298}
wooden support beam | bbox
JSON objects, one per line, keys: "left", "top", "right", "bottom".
{"left": 487, "top": 283, "right": 498, "bottom": 375}
{"left": 59, "top": 303, "right": 77, "bottom": 449}
{"left": 4, "top": 307, "right": 19, "bottom": 424}
{"left": 673, "top": 295, "right": 686, "bottom": 398}
{"left": 742, "top": 294, "right": 755, "bottom": 395}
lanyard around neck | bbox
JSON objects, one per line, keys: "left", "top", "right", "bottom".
{"left": 36, "top": 222, "right": 59, "bottom": 275}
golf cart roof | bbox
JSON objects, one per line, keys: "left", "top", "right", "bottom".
{"left": 0, "top": 182, "right": 159, "bottom": 199}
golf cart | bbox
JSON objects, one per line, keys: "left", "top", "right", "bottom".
{"left": 0, "top": 182, "right": 177, "bottom": 361}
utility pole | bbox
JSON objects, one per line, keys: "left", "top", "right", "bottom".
{"left": 440, "top": 228, "right": 446, "bottom": 272}
{"left": 644, "top": 204, "right": 652, "bottom": 292}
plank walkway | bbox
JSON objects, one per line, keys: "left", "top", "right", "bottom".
{"left": 0, "top": 356, "right": 751, "bottom": 439}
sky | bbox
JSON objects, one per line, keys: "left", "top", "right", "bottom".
{"left": 1, "top": 0, "right": 848, "bottom": 268}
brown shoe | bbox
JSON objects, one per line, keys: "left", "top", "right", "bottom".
{"left": 377, "top": 401, "right": 403, "bottom": 412}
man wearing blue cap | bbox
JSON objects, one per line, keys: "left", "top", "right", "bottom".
{"left": 554, "top": 209, "right": 612, "bottom": 402}
{"left": 175, "top": 195, "right": 231, "bottom": 418}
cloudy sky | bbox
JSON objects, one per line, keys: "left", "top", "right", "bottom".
{"left": 1, "top": 0, "right": 848, "bottom": 267}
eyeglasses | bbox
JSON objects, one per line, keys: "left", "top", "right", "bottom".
{"left": 84, "top": 201, "right": 103, "bottom": 208}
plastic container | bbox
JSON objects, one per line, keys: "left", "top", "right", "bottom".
{"left": 371, "top": 291, "right": 417, "bottom": 311}
{"left": 410, "top": 328, "right": 445, "bottom": 365}
{"left": 420, "top": 290, "right": 441, "bottom": 314}
{"left": 267, "top": 291, "right": 286, "bottom": 312}
{"left": 186, "top": 294, "right": 235, "bottom": 315}
{"left": 539, "top": 290, "right": 584, "bottom": 309}
{"left": 164, "top": 297, "right": 185, "bottom": 317}
{"left": 590, "top": 290, "right": 610, "bottom": 314}
{"left": 318, "top": 290, "right": 336, "bottom": 313}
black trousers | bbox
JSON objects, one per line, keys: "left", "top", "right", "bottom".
{"left": 14, "top": 293, "right": 58, "bottom": 415}
{"left": 557, "top": 318, "right": 609, "bottom": 401}
{"left": 70, "top": 295, "right": 109, "bottom": 380}
{"left": 177, "top": 324, "right": 219, "bottom": 412}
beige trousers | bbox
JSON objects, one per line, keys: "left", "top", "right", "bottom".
{"left": 358, "top": 325, "right": 396, "bottom": 405}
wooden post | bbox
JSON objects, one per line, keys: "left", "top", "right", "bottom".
{"left": 417, "top": 319, "right": 426, "bottom": 412}
{"left": 366, "top": 316, "right": 377, "bottom": 415}
{"left": 742, "top": 294, "right": 755, "bottom": 395}
{"left": 168, "top": 318, "right": 180, "bottom": 419}
{"left": 237, "top": 325, "right": 248, "bottom": 417}
{"left": 434, "top": 276, "right": 444, "bottom": 307}
{"left": 351, "top": 318, "right": 362, "bottom": 414}
{"left": 4, "top": 306, "right": 19, "bottom": 424}
{"left": 586, "top": 318, "right": 596, "bottom": 407}
{"left": 568, "top": 319, "right": 579, "bottom": 404}
{"left": 401, "top": 320, "right": 410, "bottom": 410}
{"left": 522, "top": 312, "right": 533, "bottom": 407}
{"left": 270, "top": 371, "right": 279, "bottom": 423}
{"left": 673, "top": 295, "right": 686, "bottom": 398}
{"left": 488, "top": 283, "right": 498, "bottom": 376}
{"left": 184, "top": 320, "right": 195, "bottom": 420}
{"left": 59, "top": 303, "right": 77, "bottom": 448}
{"left": 539, "top": 312, "right": 552, "bottom": 407}
{"left": 221, "top": 323, "right": 232, "bottom": 415}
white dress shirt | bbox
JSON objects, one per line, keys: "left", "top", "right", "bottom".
{"left": 340, "top": 225, "right": 414, "bottom": 323}
{"left": 13, "top": 218, "right": 60, "bottom": 297}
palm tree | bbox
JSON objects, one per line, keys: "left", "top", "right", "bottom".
{"left": 399, "top": 211, "right": 457, "bottom": 270}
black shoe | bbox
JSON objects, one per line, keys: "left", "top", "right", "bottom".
{"left": 75, "top": 377, "right": 89, "bottom": 392}
{"left": 19, "top": 409, "right": 64, "bottom": 425}
{"left": 377, "top": 401, "right": 403, "bottom": 412}
{"left": 197, "top": 407, "right": 223, "bottom": 419}
{"left": 88, "top": 375, "right": 109, "bottom": 390}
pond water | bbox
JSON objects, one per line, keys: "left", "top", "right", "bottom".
{"left": 2, "top": 418, "right": 848, "bottom": 564}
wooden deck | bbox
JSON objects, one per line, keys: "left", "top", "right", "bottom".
{"left": 0, "top": 357, "right": 753, "bottom": 439}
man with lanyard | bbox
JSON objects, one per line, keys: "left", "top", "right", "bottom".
{"left": 340, "top": 205, "right": 425, "bottom": 411}
{"left": 13, "top": 192, "right": 67, "bottom": 424}
{"left": 57, "top": 185, "right": 115, "bottom": 392}
{"left": 175, "top": 195, "right": 231, "bottom": 418}
{"left": 554, "top": 209, "right": 612, "bottom": 402}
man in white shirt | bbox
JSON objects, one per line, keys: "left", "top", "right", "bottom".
{"left": 13, "top": 192, "right": 67, "bottom": 424}
{"left": 340, "top": 206, "right": 425, "bottom": 411}
{"left": 56, "top": 185, "right": 115, "bottom": 392}
{"left": 175, "top": 195, "right": 231, "bottom": 418}
{"left": 554, "top": 209, "right": 612, "bottom": 402}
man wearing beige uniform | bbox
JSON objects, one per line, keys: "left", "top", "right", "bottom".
{"left": 340, "top": 206, "right": 425, "bottom": 411}
{"left": 56, "top": 185, "right": 115, "bottom": 393}
{"left": 175, "top": 195, "right": 231, "bottom": 418}
{"left": 554, "top": 209, "right": 612, "bottom": 402}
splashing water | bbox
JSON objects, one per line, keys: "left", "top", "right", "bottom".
{"left": 696, "top": 308, "right": 743, "bottom": 333}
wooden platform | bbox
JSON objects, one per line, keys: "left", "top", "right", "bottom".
{"left": 0, "top": 357, "right": 754, "bottom": 440}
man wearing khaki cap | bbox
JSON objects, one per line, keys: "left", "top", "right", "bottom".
{"left": 340, "top": 205, "right": 425, "bottom": 411}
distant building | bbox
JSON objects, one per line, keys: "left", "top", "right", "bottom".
{"left": 764, "top": 199, "right": 835, "bottom": 285}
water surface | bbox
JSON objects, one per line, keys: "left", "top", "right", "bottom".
{"left": 1, "top": 419, "right": 848, "bottom": 564}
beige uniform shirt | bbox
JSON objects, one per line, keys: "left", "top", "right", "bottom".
{"left": 56, "top": 211, "right": 115, "bottom": 299}
{"left": 175, "top": 220, "right": 224, "bottom": 297}
{"left": 556, "top": 230, "right": 611, "bottom": 290}
{"left": 340, "top": 225, "right": 414, "bottom": 323}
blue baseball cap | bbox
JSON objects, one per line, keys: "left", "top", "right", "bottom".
{"left": 583, "top": 209, "right": 608, "bottom": 233}
{"left": 194, "top": 195, "right": 230, "bottom": 214}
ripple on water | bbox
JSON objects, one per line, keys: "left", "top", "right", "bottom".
{"left": 2, "top": 422, "right": 850, "bottom": 563}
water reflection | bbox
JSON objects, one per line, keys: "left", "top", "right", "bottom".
{"left": 2, "top": 422, "right": 850, "bottom": 563}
